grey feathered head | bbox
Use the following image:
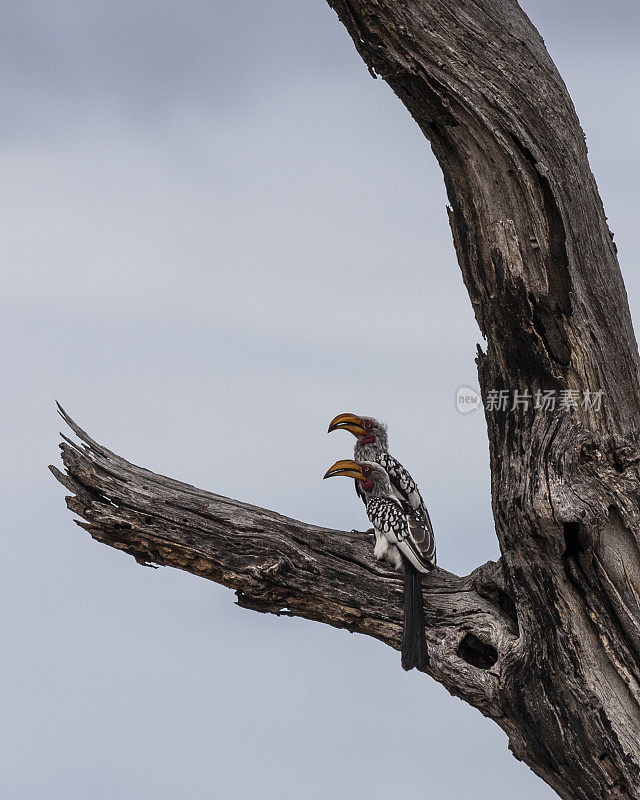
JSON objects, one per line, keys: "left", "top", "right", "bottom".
{"left": 327, "top": 413, "right": 389, "bottom": 450}
{"left": 323, "top": 459, "right": 392, "bottom": 497}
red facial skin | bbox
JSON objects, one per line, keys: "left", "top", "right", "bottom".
{"left": 357, "top": 419, "right": 376, "bottom": 445}
{"left": 360, "top": 464, "right": 374, "bottom": 493}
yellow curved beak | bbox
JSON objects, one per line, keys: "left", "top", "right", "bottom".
{"left": 323, "top": 459, "right": 365, "bottom": 481}
{"left": 327, "top": 412, "right": 366, "bottom": 437}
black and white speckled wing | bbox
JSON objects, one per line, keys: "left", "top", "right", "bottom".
{"left": 376, "top": 452, "right": 436, "bottom": 568}
{"left": 407, "top": 506, "right": 436, "bottom": 569}
{"left": 377, "top": 453, "right": 423, "bottom": 509}
{"left": 365, "top": 496, "right": 434, "bottom": 573}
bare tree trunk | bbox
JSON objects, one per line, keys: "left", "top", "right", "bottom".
{"left": 52, "top": 2, "right": 640, "bottom": 798}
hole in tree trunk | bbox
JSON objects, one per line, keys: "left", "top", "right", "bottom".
{"left": 457, "top": 633, "right": 498, "bottom": 669}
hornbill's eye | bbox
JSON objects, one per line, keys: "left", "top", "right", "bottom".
{"left": 362, "top": 465, "right": 371, "bottom": 475}
{"left": 364, "top": 420, "right": 373, "bottom": 430}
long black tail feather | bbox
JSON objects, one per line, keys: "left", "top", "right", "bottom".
{"left": 401, "top": 558, "right": 429, "bottom": 672}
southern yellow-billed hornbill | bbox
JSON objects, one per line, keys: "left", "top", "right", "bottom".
{"left": 323, "top": 459, "right": 432, "bottom": 672}
{"left": 328, "top": 413, "right": 436, "bottom": 568}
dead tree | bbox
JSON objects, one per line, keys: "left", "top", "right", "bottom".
{"left": 51, "top": 2, "right": 640, "bottom": 798}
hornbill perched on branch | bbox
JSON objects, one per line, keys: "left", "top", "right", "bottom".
{"left": 323, "top": 459, "right": 433, "bottom": 672}
{"left": 327, "top": 413, "right": 436, "bottom": 568}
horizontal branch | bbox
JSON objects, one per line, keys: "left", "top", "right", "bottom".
{"left": 51, "top": 407, "right": 517, "bottom": 717}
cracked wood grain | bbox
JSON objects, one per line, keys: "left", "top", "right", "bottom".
{"left": 52, "top": 1, "right": 640, "bottom": 798}
{"left": 319, "top": 1, "right": 640, "bottom": 798}
{"left": 51, "top": 406, "right": 515, "bottom": 718}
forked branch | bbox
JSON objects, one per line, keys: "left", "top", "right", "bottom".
{"left": 51, "top": 0, "right": 640, "bottom": 797}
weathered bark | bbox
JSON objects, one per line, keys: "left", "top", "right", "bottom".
{"left": 52, "top": 2, "right": 640, "bottom": 799}
{"left": 51, "top": 408, "right": 516, "bottom": 716}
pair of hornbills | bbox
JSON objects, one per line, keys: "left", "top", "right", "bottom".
{"left": 324, "top": 413, "right": 436, "bottom": 672}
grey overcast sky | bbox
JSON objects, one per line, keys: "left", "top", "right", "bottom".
{"left": 2, "top": 2, "right": 638, "bottom": 799}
